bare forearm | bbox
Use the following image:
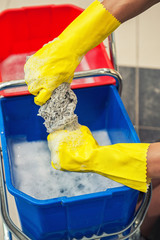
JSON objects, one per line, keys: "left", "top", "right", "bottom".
{"left": 102, "top": 0, "right": 160, "bottom": 22}
{"left": 147, "top": 142, "right": 160, "bottom": 179}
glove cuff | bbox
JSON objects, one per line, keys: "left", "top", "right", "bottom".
{"left": 59, "top": 0, "right": 121, "bottom": 56}
{"left": 93, "top": 143, "right": 151, "bottom": 192}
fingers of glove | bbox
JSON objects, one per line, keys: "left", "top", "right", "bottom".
{"left": 34, "top": 88, "right": 52, "bottom": 106}
{"left": 26, "top": 75, "right": 50, "bottom": 96}
{"left": 48, "top": 126, "right": 98, "bottom": 171}
{"left": 27, "top": 81, "right": 42, "bottom": 96}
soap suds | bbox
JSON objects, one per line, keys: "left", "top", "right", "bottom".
{"left": 10, "top": 138, "right": 122, "bottom": 199}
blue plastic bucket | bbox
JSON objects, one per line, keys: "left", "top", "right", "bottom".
{"left": 0, "top": 85, "right": 140, "bottom": 240}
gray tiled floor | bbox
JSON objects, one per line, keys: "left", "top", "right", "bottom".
{"left": 120, "top": 66, "right": 136, "bottom": 125}
{"left": 119, "top": 66, "right": 160, "bottom": 144}
{"left": 139, "top": 68, "right": 160, "bottom": 128}
{"left": 139, "top": 128, "right": 160, "bottom": 143}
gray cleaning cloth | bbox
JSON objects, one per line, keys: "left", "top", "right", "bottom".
{"left": 38, "top": 83, "right": 79, "bottom": 133}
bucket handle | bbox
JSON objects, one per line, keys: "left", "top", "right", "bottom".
{"left": 77, "top": 186, "right": 152, "bottom": 240}
{"left": 0, "top": 147, "right": 152, "bottom": 240}
{"left": 0, "top": 68, "right": 122, "bottom": 96}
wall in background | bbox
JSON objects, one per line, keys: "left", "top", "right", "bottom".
{"left": 115, "top": 4, "right": 160, "bottom": 69}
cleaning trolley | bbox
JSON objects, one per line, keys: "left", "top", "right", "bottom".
{"left": 0, "top": 4, "right": 151, "bottom": 240}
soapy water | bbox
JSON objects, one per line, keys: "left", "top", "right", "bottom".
{"left": 92, "top": 130, "right": 111, "bottom": 146}
{"left": 9, "top": 130, "right": 123, "bottom": 200}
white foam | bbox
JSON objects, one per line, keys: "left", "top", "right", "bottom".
{"left": 9, "top": 131, "right": 122, "bottom": 200}
{"left": 0, "top": 53, "right": 34, "bottom": 81}
{"left": 0, "top": 53, "right": 35, "bottom": 94}
{"left": 92, "top": 130, "right": 111, "bottom": 146}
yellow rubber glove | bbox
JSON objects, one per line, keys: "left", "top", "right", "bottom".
{"left": 48, "top": 125, "right": 151, "bottom": 193}
{"left": 24, "top": 0, "right": 120, "bottom": 106}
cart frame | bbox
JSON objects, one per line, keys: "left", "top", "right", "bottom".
{"left": 0, "top": 34, "right": 152, "bottom": 240}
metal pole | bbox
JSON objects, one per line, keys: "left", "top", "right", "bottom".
{"left": 0, "top": 68, "right": 123, "bottom": 96}
{"left": 0, "top": 149, "right": 30, "bottom": 240}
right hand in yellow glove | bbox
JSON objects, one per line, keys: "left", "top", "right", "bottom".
{"left": 24, "top": 0, "right": 120, "bottom": 106}
{"left": 48, "top": 125, "right": 151, "bottom": 192}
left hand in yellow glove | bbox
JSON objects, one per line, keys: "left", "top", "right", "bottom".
{"left": 24, "top": 0, "right": 120, "bottom": 106}
{"left": 48, "top": 125, "right": 151, "bottom": 192}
